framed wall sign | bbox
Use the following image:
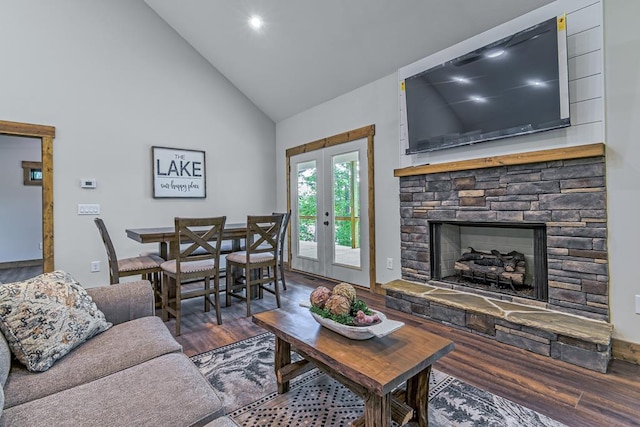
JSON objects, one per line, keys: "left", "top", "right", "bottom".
{"left": 152, "top": 146, "right": 206, "bottom": 198}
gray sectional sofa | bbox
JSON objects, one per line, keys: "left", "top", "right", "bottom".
{"left": 0, "top": 280, "right": 233, "bottom": 427}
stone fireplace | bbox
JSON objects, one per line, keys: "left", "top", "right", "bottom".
{"left": 399, "top": 150, "right": 608, "bottom": 320}
{"left": 384, "top": 144, "right": 614, "bottom": 372}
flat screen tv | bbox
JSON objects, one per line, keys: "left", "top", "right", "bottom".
{"left": 402, "top": 15, "right": 570, "bottom": 154}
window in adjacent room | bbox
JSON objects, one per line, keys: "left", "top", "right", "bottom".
{"left": 22, "top": 161, "right": 42, "bottom": 186}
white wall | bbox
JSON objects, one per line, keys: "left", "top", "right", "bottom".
{"left": 276, "top": 74, "right": 400, "bottom": 285}
{"left": 0, "top": 135, "right": 42, "bottom": 262}
{"left": 603, "top": 0, "right": 640, "bottom": 344}
{"left": 0, "top": 1, "right": 276, "bottom": 286}
{"left": 276, "top": 0, "right": 640, "bottom": 345}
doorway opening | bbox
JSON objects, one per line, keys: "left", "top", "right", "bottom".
{"left": 0, "top": 120, "right": 55, "bottom": 275}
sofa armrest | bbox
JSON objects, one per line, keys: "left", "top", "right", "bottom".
{"left": 86, "top": 281, "right": 154, "bottom": 325}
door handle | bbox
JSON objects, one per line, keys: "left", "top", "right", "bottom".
{"left": 323, "top": 221, "right": 329, "bottom": 226}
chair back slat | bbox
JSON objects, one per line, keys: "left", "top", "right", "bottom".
{"left": 273, "top": 211, "right": 291, "bottom": 258}
{"left": 175, "top": 216, "right": 227, "bottom": 267}
{"left": 94, "top": 218, "right": 120, "bottom": 283}
{"left": 246, "top": 215, "right": 282, "bottom": 255}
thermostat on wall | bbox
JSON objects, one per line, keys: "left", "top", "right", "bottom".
{"left": 80, "top": 179, "right": 97, "bottom": 189}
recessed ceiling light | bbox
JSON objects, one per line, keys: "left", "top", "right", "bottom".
{"left": 249, "top": 16, "right": 263, "bottom": 30}
{"left": 527, "top": 79, "right": 546, "bottom": 87}
{"left": 470, "top": 95, "right": 487, "bottom": 103}
{"left": 484, "top": 49, "right": 505, "bottom": 58}
{"left": 452, "top": 76, "right": 471, "bottom": 84}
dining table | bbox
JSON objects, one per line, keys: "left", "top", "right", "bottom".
{"left": 125, "top": 222, "right": 248, "bottom": 260}
{"left": 126, "top": 222, "right": 277, "bottom": 301}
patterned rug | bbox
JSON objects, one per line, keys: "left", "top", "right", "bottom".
{"left": 191, "top": 333, "right": 566, "bottom": 427}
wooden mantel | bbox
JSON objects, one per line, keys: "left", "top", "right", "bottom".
{"left": 393, "top": 143, "right": 605, "bottom": 177}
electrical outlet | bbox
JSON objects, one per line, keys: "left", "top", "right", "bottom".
{"left": 90, "top": 261, "right": 100, "bottom": 272}
{"left": 636, "top": 295, "right": 640, "bottom": 315}
{"left": 38, "top": 242, "right": 43, "bottom": 250}
{"left": 386, "top": 257, "right": 393, "bottom": 270}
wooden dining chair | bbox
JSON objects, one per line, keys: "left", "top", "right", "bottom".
{"left": 225, "top": 215, "right": 283, "bottom": 317}
{"left": 160, "top": 216, "right": 226, "bottom": 335}
{"left": 94, "top": 218, "right": 164, "bottom": 298}
{"left": 273, "top": 210, "right": 291, "bottom": 290}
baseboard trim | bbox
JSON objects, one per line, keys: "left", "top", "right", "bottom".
{"left": 0, "top": 259, "right": 42, "bottom": 270}
{"left": 288, "top": 269, "right": 382, "bottom": 296}
{"left": 290, "top": 269, "right": 341, "bottom": 285}
{"left": 612, "top": 338, "right": 640, "bottom": 365}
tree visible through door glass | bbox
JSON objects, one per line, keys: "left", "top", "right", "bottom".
{"left": 332, "top": 151, "right": 360, "bottom": 268}
{"left": 297, "top": 160, "right": 318, "bottom": 260}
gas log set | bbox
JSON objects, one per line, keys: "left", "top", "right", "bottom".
{"left": 454, "top": 247, "right": 527, "bottom": 292}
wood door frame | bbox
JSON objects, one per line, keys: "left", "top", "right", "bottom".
{"left": 285, "top": 125, "right": 377, "bottom": 292}
{"left": 0, "top": 120, "right": 55, "bottom": 272}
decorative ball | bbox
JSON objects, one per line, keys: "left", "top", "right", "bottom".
{"left": 333, "top": 282, "right": 357, "bottom": 302}
{"left": 310, "top": 286, "right": 332, "bottom": 308}
{"left": 324, "top": 294, "right": 351, "bottom": 316}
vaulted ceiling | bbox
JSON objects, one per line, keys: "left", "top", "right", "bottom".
{"left": 145, "top": 0, "right": 553, "bottom": 122}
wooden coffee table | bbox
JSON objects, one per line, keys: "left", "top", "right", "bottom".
{"left": 253, "top": 305, "right": 454, "bottom": 427}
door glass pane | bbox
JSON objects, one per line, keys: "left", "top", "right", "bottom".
{"left": 332, "top": 151, "right": 360, "bottom": 268}
{"left": 297, "top": 160, "right": 318, "bottom": 259}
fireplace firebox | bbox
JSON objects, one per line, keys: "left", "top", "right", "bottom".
{"left": 429, "top": 221, "right": 548, "bottom": 301}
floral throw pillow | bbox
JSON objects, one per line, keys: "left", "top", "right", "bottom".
{"left": 0, "top": 270, "right": 111, "bottom": 372}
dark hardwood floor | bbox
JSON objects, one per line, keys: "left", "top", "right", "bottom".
{"left": 162, "top": 271, "right": 640, "bottom": 427}
{"left": 0, "top": 265, "right": 43, "bottom": 283}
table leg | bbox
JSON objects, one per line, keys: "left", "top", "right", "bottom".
{"left": 159, "top": 242, "right": 168, "bottom": 261}
{"left": 363, "top": 391, "right": 391, "bottom": 427}
{"left": 406, "top": 365, "right": 431, "bottom": 427}
{"left": 231, "top": 237, "right": 242, "bottom": 252}
{"left": 274, "top": 337, "right": 291, "bottom": 394}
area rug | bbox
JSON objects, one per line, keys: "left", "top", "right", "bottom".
{"left": 191, "top": 333, "right": 566, "bottom": 427}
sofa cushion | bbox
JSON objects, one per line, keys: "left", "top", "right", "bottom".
{"left": 85, "top": 281, "right": 154, "bottom": 325}
{"left": 0, "top": 271, "right": 111, "bottom": 373}
{"left": 1, "top": 353, "right": 225, "bottom": 427}
{"left": 3, "top": 315, "right": 181, "bottom": 408}
{"left": 0, "top": 332, "right": 11, "bottom": 387}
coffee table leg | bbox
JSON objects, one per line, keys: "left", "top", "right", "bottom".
{"left": 274, "top": 336, "right": 291, "bottom": 394}
{"left": 406, "top": 365, "right": 431, "bottom": 427}
{"left": 362, "top": 392, "right": 391, "bottom": 427}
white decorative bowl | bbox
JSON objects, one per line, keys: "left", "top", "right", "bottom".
{"left": 309, "top": 309, "right": 404, "bottom": 340}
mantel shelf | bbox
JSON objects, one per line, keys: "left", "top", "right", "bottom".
{"left": 393, "top": 143, "right": 605, "bottom": 177}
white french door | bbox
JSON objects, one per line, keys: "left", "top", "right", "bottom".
{"left": 289, "top": 138, "right": 369, "bottom": 287}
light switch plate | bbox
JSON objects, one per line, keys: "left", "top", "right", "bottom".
{"left": 77, "top": 204, "right": 100, "bottom": 215}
